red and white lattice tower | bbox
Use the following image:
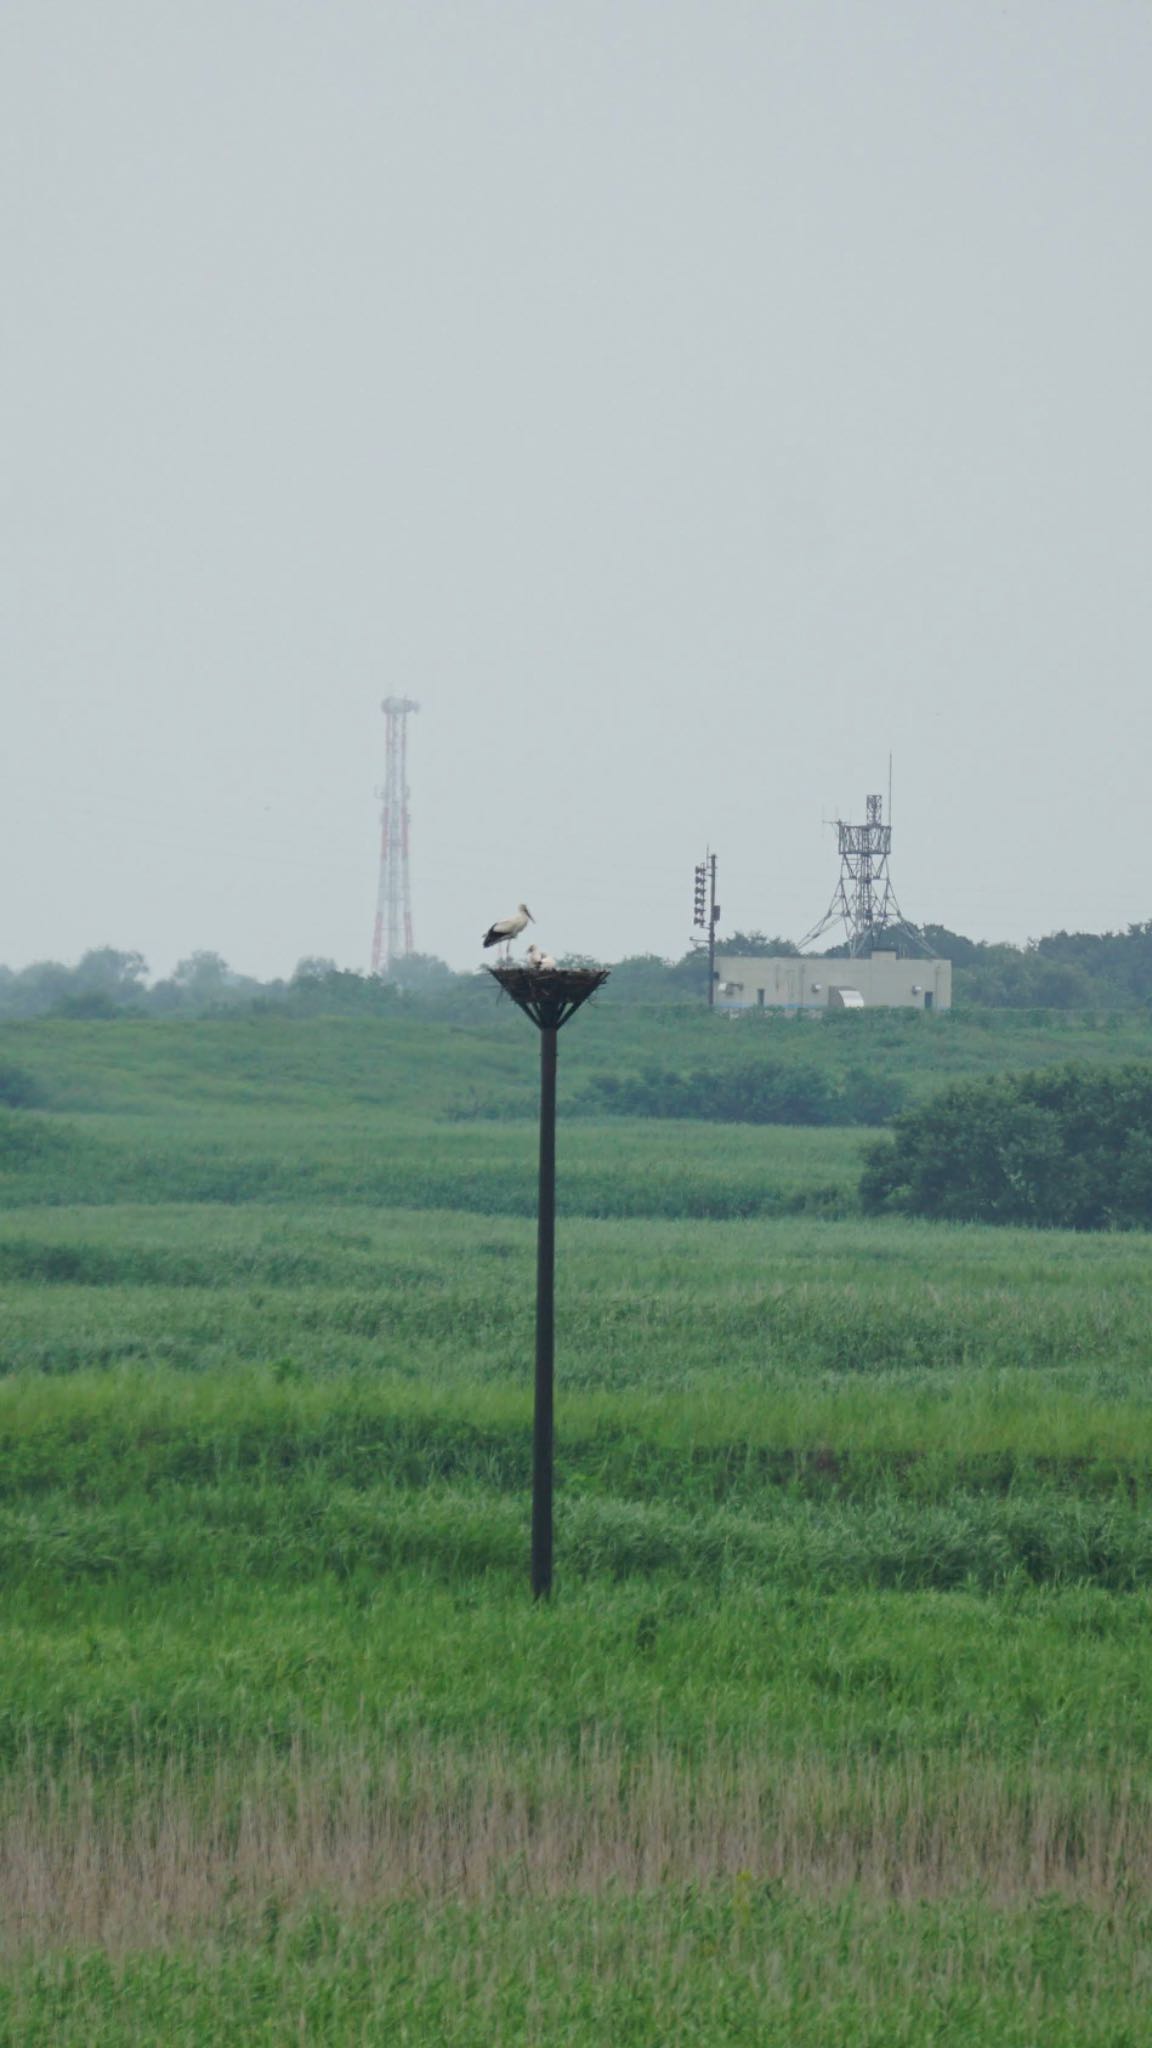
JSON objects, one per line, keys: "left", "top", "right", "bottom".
{"left": 370, "top": 698, "right": 419, "bottom": 974}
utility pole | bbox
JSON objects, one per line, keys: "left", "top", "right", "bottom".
{"left": 693, "top": 851, "right": 720, "bottom": 1006}
{"left": 487, "top": 961, "right": 610, "bottom": 1599}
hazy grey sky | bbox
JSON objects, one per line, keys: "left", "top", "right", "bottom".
{"left": 3, "top": 1, "right": 1150, "bottom": 977}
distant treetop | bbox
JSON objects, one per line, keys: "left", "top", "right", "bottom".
{"left": 5, "top": 916, "right": 1152, "bottom": 1017}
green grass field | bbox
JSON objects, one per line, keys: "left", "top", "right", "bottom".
{"left": 2, "top": 1006, "right": 1152, "bottom": 2041}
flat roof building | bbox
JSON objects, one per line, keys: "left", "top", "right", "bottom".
{"left": 715, "top": 950, "right": 952, "bottom": 1013}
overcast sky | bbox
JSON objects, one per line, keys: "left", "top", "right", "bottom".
{"left": 3, "top": 1, "right": 1150, "bottom": 977}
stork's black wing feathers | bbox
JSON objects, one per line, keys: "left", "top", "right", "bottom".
{"left": 482, "top": 925, "right": 503, "bottom": 948}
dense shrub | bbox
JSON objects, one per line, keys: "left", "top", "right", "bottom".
{"left": 577, "top": 1061, "right": 905, "bottom": 1127}
{"left": 0, "top": 1062, "right": 39, "bottom": 1107}
{"left": 0, "top": 1109, "right": 68, "bottom": 1169}
{"left": 861, "top": 1063, "right": 1152, "bottom": 1228}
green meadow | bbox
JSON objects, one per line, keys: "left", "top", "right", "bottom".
{"left": 2, "top": 1004, "right": 1152, "bottom": 2042}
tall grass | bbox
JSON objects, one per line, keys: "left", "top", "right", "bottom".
{"left": 4, "top": 1007, "right": 1152, "bottom": 1218}
{"left": 4, "top": 1013, "right": 1152, "bottom": 2038}
{"left": 3, "top": 1207, "right": 1152, "bottom": 1393}
{"left": 3, "top": 1738, "right": 1148, "bottom": 1953}
{"left": 5, "top": 1892, "right": 1150, "bottom": 2046}
{"left": 6, "top": 1006, "right": 1152, "bottom": 1123}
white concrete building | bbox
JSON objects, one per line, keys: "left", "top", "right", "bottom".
{"left": 715, "top": 950, "right": 952, "bottom": 1013}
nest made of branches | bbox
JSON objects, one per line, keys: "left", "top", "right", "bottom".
{"left": 486, "top": 964, "right": 610, "bottom": 1030}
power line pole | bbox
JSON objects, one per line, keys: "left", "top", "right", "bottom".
{"left": 693, "top": 850, "right": 720, "bottom": 1006}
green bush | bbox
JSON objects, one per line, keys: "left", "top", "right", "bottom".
{"left": 576, "top": 1060, "right": 905, "bottom": 1127}
{"left": 861, "top": 1063, "right": 1152, "bottom": 1228}
{"left": 0, "top": 1111, "right": 68, "bottom": 1170}
{"left": 0, "top": 1062, "right": 39, "bottom": 1107}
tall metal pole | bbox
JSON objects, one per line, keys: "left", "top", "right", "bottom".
{"left": 707, "top": 852, "right": 718, "bottom": 1009}
{"left": 532, "top": 1025, "right": 558, "bottom": 1598}
{"left": 486, "top": 964, "right": 609, "bottom": 1600}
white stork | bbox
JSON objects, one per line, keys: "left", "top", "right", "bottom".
{"left": 526, "top": 943, "right": 557, "bottom": 970}
{"left": 482, "top": 903, "right": 534, "bottom": 959}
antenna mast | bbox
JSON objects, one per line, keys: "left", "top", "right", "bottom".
{"left": 800, "top": 791, "right": 931, "bottom": 958}
{"left": 370, "top": 697, "right": 419, "bottom": 974}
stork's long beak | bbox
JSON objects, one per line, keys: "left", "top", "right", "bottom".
{"left": 525, "top": 907, "right": 535, "bottom": 922}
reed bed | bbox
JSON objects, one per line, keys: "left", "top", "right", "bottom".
{"left": 2, "top": 1738, "right": 1150, "bottom": 1955}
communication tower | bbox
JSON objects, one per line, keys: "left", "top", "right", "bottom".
{"left": 800, "top": 793, "right": 931, "bottom": 958}
{"left": 370, "top": 697, "right": 419, "bottom": 974}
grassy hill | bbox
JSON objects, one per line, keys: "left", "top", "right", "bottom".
{"left": 9, "top": 997, "right": 1152, "bottom": 1113}
{"left": 3, "top": 1004, "right": 1152, "bottom": 2040}
{"left": 3, "top": 1001, "right": 1151, "bottom": 1218}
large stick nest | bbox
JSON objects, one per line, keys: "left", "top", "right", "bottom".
{"left": 486, "top": 964, "right": 610, "bottom": 1030}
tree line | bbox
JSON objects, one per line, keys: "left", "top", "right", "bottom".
{"left": 5, "top": 918, "right": 1152, "bottom": 1018}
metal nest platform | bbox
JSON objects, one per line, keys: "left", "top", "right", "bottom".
{"left": 487, "top": 964, "right": 610, "bottom": 1031}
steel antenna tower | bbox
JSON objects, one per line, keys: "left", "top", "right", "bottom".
{"left": 800, "top": 792, "right": 932, "bottom": 958}
{"left": 370, "top": 697, "right": 419, "bottom": 974}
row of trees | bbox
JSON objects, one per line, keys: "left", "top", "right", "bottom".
{"left": 920, "top": 924, "right": 1152, "bottom": 1010}
{"left": 0, "top": 949, "right": 454, "bottom": 1021}
{"left": 0, "top": 947, "right": 706, "bottom": 1019}
{"left": 6, "top": 919, "right": 1152, "bottom": 1019}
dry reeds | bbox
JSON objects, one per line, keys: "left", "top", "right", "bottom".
{"left": 1, "top": 1736, "right": 1146, "bottom": 1954}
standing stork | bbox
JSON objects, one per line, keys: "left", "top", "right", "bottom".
{"left": 482, "top": 903, "right": 534, "bottom": 960}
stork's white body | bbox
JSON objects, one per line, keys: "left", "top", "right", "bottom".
{"left": 482, "top": 903, "right": 534, "bottom": 957}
